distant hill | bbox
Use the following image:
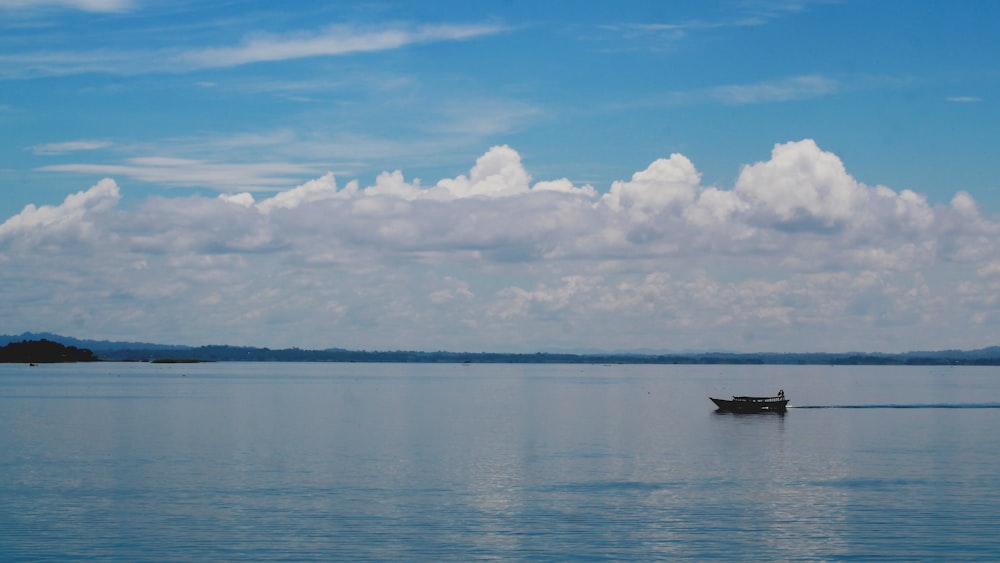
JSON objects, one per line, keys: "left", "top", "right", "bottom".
{"left": 3, "top": 332, "right": 1000, "bottom": 365}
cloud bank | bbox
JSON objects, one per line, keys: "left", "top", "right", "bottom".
{"left": 2, "top": 140, "right": 998, "bottom": 352}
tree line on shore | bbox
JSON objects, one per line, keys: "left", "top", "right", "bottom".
{"left": 0, "top": 339, "right": 99, "bottom": 363}
{"left": 3, "top": 336, "right": 1000, "bottom": 365}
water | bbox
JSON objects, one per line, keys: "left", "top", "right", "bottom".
{"left": 2, "top": 362, "right": 999, "bottom": 561}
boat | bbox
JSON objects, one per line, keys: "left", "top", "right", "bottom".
{"left": 710, "top": 390, "right": 788, "bottom": 413}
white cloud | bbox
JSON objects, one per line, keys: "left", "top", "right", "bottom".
{"left": 218, "top": 192, "right": 255, "bottom": 208}
{"left": 0, "top": 177, "right": 119, "bottom": 243}
{"left": 3, "top": 140, "right": 999, "bottom": 352}
{"left": 735, "top": 139, "right": 862, "bottom": 230}
{"left": 434, "top": 145, "right": 533, "bottom": 199}
{"left": 601, "top": 153, "right": 701, "bottom": 217}
{"left": 255, "top": 172, "right": 351, "bottom": 213}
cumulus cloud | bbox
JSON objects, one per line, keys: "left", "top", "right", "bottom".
{"left": 2, "top": 140, "right": 998, "bottom": 352}
{"left": 601, "top": 153, "right": 701, "bottom": 217}
{"left": 254, "top": 172, "right": 348, "bottom": 213}
{"left": 735, "top": 139, "right": 862, "bottom": 230}
{"left": 0, "top": 178, "right": 119, "bottom": 244}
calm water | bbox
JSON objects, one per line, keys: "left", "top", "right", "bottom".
{"left": 2, "top": 362, "right": 999, "bottom": 561}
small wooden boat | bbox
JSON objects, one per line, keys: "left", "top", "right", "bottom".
{"left": 711, "top": 390, "right": 788, "bottom": 413}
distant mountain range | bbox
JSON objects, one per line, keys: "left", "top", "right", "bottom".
{"left": 0, "top": 332, "right": 192, "bottom": 351}
{"left": 3, "top": 332, "right": 1000, "bottom": 365}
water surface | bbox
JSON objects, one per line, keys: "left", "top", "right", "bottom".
{"left": 2, "top": 362, "right": 999, "bottom": 560}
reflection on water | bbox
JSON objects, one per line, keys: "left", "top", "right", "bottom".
{"left": 2, "top": 363, "right": 1000, "bottom": 560}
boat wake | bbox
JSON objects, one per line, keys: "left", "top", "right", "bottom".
{"left": 792, "top": 403, "right": 1000, "bottom": 409}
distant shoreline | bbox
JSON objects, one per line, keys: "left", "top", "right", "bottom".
{"left": 96, "top": 348, "right": 1000, "bottom": 366}
{"left": 3, "top": 333, "right": 1000, "bottom": 366}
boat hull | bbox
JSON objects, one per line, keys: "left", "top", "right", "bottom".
{"left": 711, "top": 397, "right": 788, "bottom": 413}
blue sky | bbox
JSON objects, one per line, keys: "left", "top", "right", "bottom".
{"left": 1, "top": 0, "right": 999, "bottom": 352}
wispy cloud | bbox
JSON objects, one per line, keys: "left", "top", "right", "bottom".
{"left": 429, "top": 98, "right": 544, "bottom": 136}
{"left": 40, "top": 157, "right": 331, "bottom": 192}
{"left": 0, "top": 22, "right": 508, "bottom": 78}
{"left": 0, "top": 49, "right": 148, "bottom": 78}
{"left": 178, "top": 23, "right": 507, "bottom": 69}
{"left": 31, "top": 139, "right": 112, "bottom": 155}
{"left": 602, "top": 18, "right": 765, "bottom": 36}
{"left": 31, "top": 88, "right": 544, "bottom": 189}
{"left": 947, "top": 96, "right": 982, "bottom": 103}
{"left": 736, "top": 0, "right": 840, "bottom": 18}
{"left": 603, "top": 74, "right": 842, "bottom": 111}
{"left": 709, "top": 74, "right": 840, "bottom": 104}
{"left": 0, "top": 0, "right": 134, "bottom": 13}
{"left": 597, "top": 0, "right": 833, "bottom": 51}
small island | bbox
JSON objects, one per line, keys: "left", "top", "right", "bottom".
{"left": 0, "top": 339, "right": 99, "bottom": 363}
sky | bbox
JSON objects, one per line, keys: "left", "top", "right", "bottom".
{"left": 1, "top": 0, "right": 998, "bottom": 353}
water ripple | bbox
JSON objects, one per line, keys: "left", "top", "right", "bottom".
{"left": 792, "top": 403, "right": 1000, "bottom": 409}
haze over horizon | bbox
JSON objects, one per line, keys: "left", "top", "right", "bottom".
{"left": 2, "top": 1, "right": 998, "bottom": 353}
